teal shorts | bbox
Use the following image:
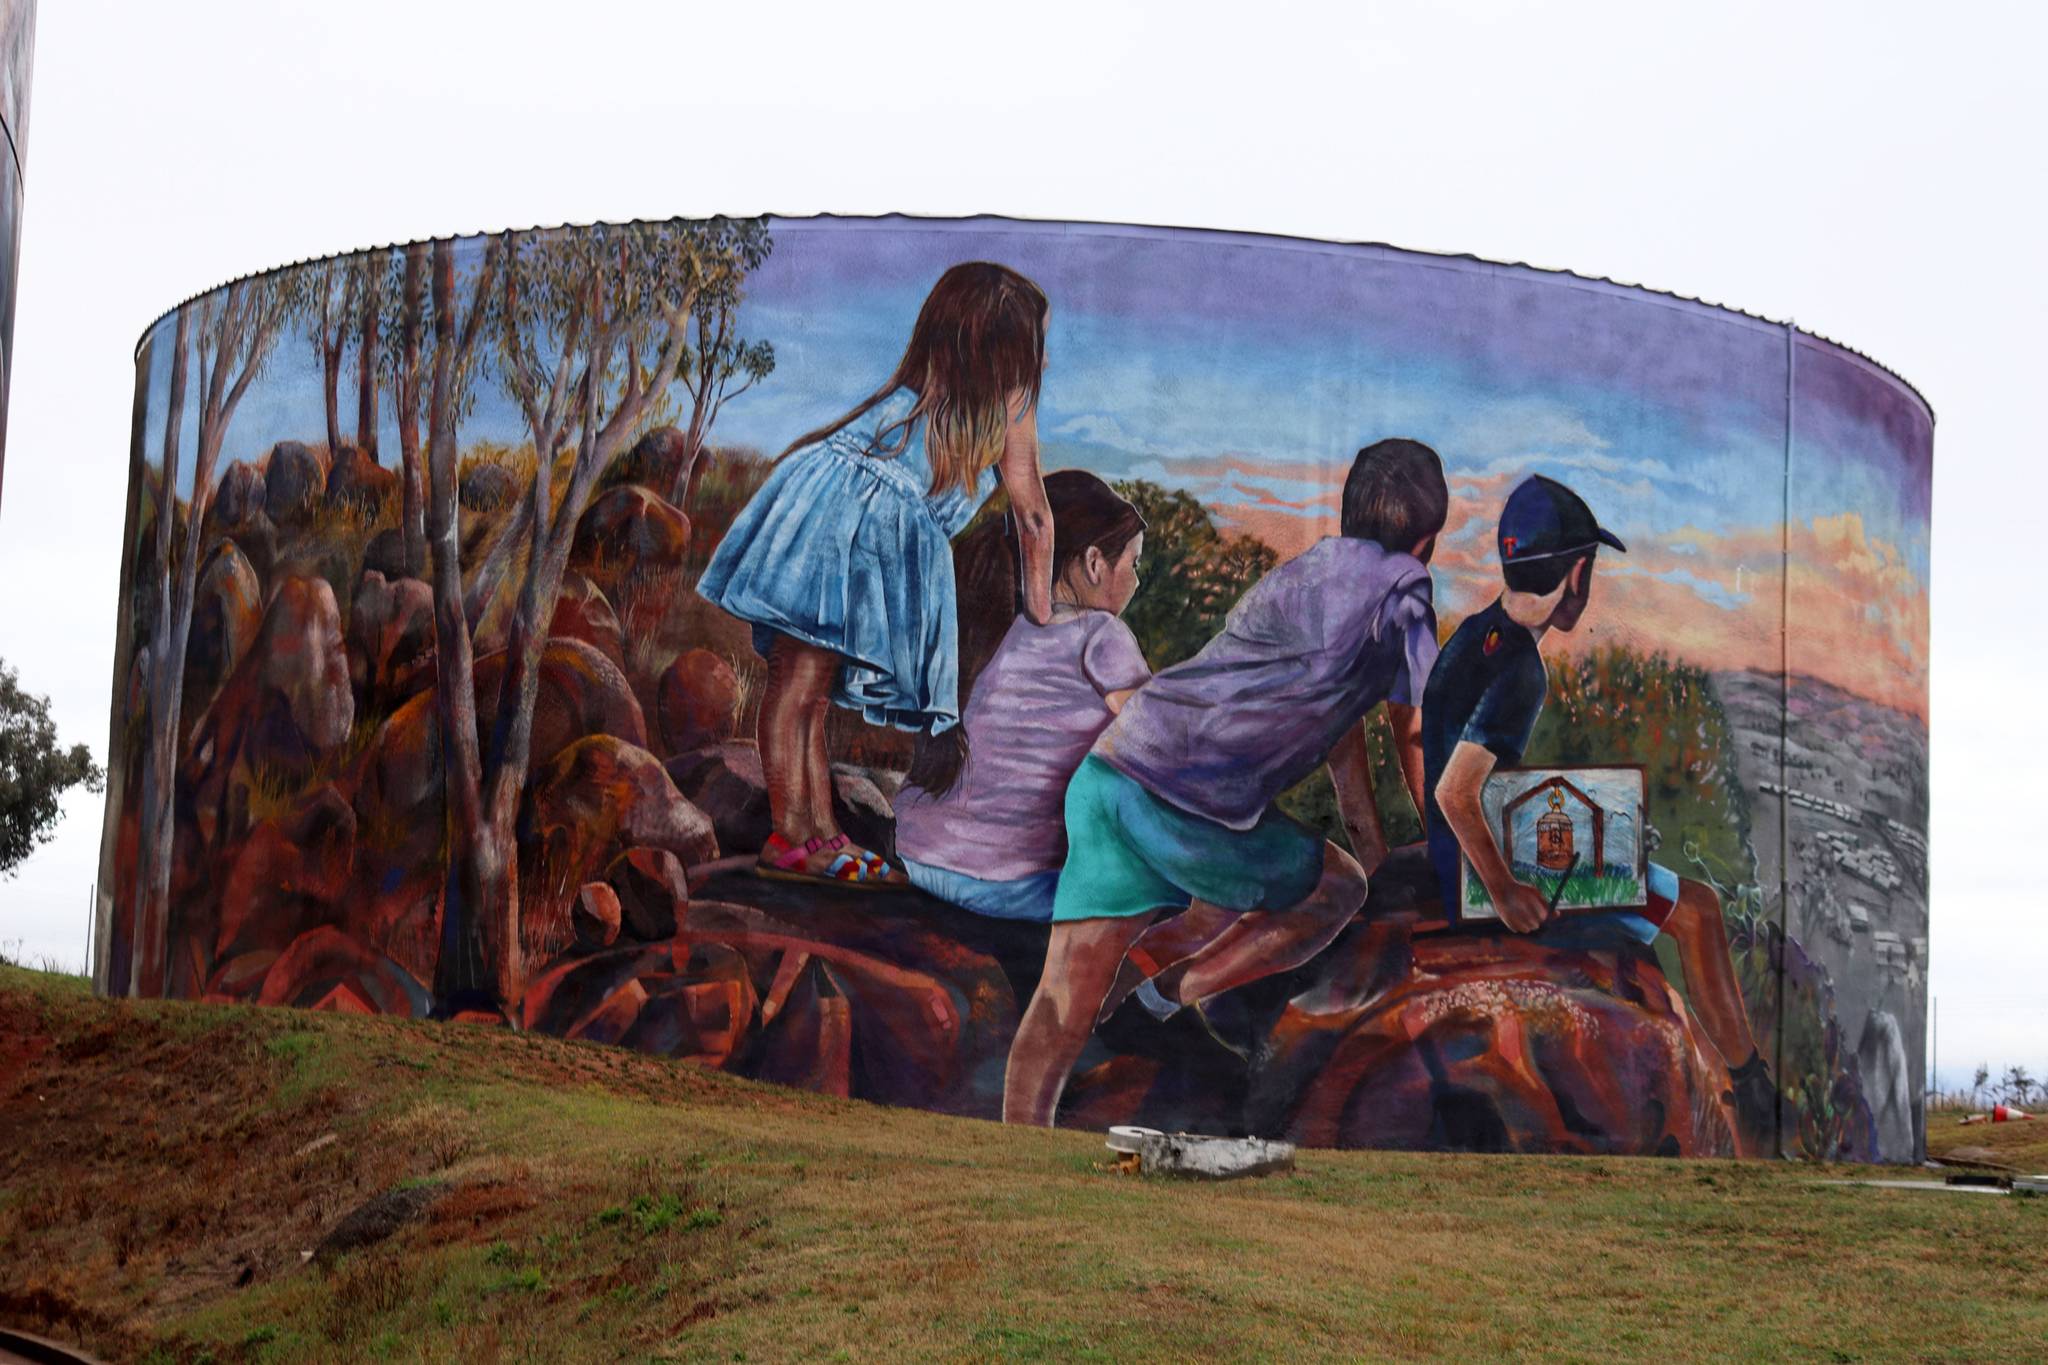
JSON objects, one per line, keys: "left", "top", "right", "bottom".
{"left": 1051, "top": 755, "right": 1327, "bottom": 923}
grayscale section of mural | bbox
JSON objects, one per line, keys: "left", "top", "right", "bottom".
{"left": 93, "top": 216, "right": 1933, "bottom": 1162}
{"left": 0, "top": 0, "right": 32, "bottom": 506}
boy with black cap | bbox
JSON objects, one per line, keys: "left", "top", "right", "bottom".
{"left": 1422, "top": 474, "right": 1777, "bottom": 1153}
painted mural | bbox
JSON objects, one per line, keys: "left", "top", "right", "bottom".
{"left": 94, "top": 216, "right": 1934, "bottom": 1162}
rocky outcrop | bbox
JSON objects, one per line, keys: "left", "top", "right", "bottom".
{"left": 524, "top": 736, "right": 717, "bottom": 960}
{"left": 547, "top": 573, "right": 626, "bottom": 672}
{"left": 212, "top": 787, "right": 358, "bottom": 961}
{"left": 348, "top": 571, "right": 436, "bottom": 714}
{"left": 326, "top": 445, "right": 397, "bottom": 510}
{"left": 263, "top": 440, "right": 327, "bottom": 528}
{"left": 458, "top": 461, "right": 519, "bottom": 513}
{"left": 183, "top": 539, "right": 265, "bottom": 724}
{"left": 181, "top": 575, "right": 354, "bottom": 862}
{"left": 615, "top": 426, "right": 691, "bottom": 499}
{"left": 215, "top": 461, "right": 266, "bottom": 531}
{"left": 605, "top": 847, "right": 689, "bottom": 942}
{"left": 471, "top": 637, "right": 647, "bottom": 778}
{"left": 360, "top": 527, "right": 415, "bottom": 583}
{"left": 664, "top": 740, "right": 898, "bottom": 860}
{"left": 1251, "top": 925, "right": 1740, "bottom": 1157}
{"left": 569, "top": 484, "right": 691, "bottom": 584}
{"left": 655, "top": 649, "right": 738, "bottom": 755}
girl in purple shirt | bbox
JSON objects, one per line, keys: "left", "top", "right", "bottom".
{"left": 894, "top": 472, "right": 1151, "bottom": 921}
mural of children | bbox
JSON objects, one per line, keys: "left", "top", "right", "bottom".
{"left": 696, "top": 263, "right": 1057, "bottom": 888}
{"left": 1421, "top": 474, "right": 1777, "bottom": 1150}
{"left": 1003, "top": 439, "right": 1449, "bottom": 1126}
{"left": 894, "top": 472, "right": 1150, "bottom": 921}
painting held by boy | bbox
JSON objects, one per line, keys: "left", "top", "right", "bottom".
{"left": 1002, "top": 438, "right": 1449, "bottom": 1128}
{"left": 1422, "top": 474, "right": 1777, "bottom": 1153}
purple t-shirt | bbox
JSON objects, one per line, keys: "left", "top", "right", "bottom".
{"left": 895, "top": 609, "right": 1152, "bottom": 881}
{"left": 1094, "top": 537, "right": 1437, "bottom": 830}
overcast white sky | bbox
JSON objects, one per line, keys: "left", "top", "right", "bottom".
{"left": 0, "top": 0, "right": 2039, "bottom": 1084}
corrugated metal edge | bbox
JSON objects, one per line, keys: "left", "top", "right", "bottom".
{"left": 129, "top": 210, "right": 1934, "bottom": 424}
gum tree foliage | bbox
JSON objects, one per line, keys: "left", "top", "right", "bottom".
{"left": 671, "top": 221, "right": 775, "bottom": 506}
{"left": 128, "top": 276, "right": 292, "bottom": 994}
{"left": 1111, "top": 480, "right": 1277, "bottom": 671}
{"left": 0, "top": 661, "right": 104, "bottom": 875}
{"left": 462, "top": 219, "right": 774, "bottom": 625}
{"left": 434, "top": 220, "right": 753, "bottom": 1013}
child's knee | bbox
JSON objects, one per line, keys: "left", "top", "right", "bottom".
{"left": 1312, "top": 842, "right": 1370, "bottom": 919}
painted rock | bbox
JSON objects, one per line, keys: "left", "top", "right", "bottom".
{"left": 655, "top": 648, "right": 739, "bottom": 756}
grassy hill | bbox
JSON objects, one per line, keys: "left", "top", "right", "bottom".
{"left": 1, "top": 964, "right": 2041, "bottom": 1363}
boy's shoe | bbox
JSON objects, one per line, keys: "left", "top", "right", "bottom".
{"left": 1192, "top": 991, "right": 1266, "bottom": 1064}
{"left": 1725, "top": 1050, "right": 1779, "bottom": 1157}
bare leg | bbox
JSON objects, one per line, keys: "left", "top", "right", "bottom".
{"left": 758, "top": 636, "right": 843, "bottom": 871}
{"left": 1664, "top": 877, "right": 1761, "bottom": 1069}
{"left": 1095, "top": 901, "right": 1237, "bottom": 1024}
{"left": 1172, "top": 842, "right": 1368, "bottom": 1005}
{"left": 1004, "top": 912, "right": 1157, "bottom": 1126}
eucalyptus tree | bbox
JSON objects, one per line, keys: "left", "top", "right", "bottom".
{"left": 128, "top": 274, "right": 290, "bottom": 995}
{"left": 670, "top": 219, "right": 775, "bottom": 506}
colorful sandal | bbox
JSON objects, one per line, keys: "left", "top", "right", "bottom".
{"left": 755, "top": 832, "right": 885, "bottom": 890}
{"left": 822, "top": 833, "right": 907, "bottom": 886}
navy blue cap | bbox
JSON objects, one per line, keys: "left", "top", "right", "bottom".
{"left": 1498, "top": 475, "right": 1626, "bottom": 566}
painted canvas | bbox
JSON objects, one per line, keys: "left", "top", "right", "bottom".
{"left": 1460, "top": 767, "right": 1647, "bottom": 918}
{"left": 91, "top": 215, "right": 1933, "bottom": 1164}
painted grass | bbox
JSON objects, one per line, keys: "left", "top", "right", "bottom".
{"left": 1464, "top": 865, "right": 1644, "bottom": 912}
{"left": 1, "top": 964, "right": 2042, "bottom": 1363}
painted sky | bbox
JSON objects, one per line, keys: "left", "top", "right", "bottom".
{"left": 134, "top": 216, "right": 1933, "bottom": 716}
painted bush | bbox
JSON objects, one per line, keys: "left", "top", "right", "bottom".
{"left": 95, "top": 216, "right": 1931, "bottom": 1161}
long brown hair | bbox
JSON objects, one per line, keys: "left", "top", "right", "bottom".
{"left": 779, "top": 262, "right": 1049, "bottom": 497}
{"left": 906, "top": 470, "right": 1146, "bottom": 797}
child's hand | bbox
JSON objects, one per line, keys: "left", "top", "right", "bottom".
{"left": 1494, "top": 881, "right": 1552, "bottom": 934}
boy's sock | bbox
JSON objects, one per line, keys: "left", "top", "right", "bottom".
{"left": 1134, "top": 977, "right": 1181, "bottom": 1021}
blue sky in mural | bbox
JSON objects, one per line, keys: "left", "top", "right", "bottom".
{"left": 136, "top": 217, "right": 1930, "bottom": 707}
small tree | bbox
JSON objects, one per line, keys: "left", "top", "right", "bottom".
{"left": 0, "top": 660, "right": 104, "bottom": 875}
{"left": 2002, "top": 1065, "right": 2037, "bottom": 1108}
{"left": 670, "top": 219, "right": 774, "bottom": 507}
{"left": 1972, "top": 1063, "right": 1990, "bottom": 1106}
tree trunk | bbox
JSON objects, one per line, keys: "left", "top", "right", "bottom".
{"left": 323, "top": 343, "right": 343, "bottom": 461}
{"left": 425, "top": 240, "right": 495, "bottom": 1015}
{"left": 396, "top": 248, "right": 426, "bottom": 578}
{"left": 129, "top": 308, "right": 189, "bottom": 998}
{"left": 356, "top": 268, "right": 381, "bottom": 461}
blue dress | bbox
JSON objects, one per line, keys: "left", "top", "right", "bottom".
{"left": 695, "top": 387, "right": 997, "bottom": 733}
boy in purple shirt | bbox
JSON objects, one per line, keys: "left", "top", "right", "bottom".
{"left": 1004, "top": 439, "right": 1449, "bottom": 1126}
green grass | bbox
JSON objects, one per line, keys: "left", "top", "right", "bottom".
{"left": 1464, "top": 866, "right": 1644, "bottom": 911}
{"left": 2, "top": 962, "right": 2042, "bottom": 1362}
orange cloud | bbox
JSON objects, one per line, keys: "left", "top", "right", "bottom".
{"left": 1217, "top": 480, "right": 1928, "bottom": 721}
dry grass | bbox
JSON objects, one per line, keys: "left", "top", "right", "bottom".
{"left": 2, "top": 964, "right": 2042, "bottom": 1363}
{"left": 1928, "top": 1105, "right": 2048, "bottom": 1172}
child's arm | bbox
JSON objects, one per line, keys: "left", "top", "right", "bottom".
{"left": 1436, "top": 740, "right": 1550, "bottom": 933}
{"left": 1326, "top": 722, "right": 1391, "bottom": 876}
{"left": 998, "top": 394, "right": 1054, "bottom": 625}
{"left": 1385, "top": 701, "right": 1427, "bottom": 817}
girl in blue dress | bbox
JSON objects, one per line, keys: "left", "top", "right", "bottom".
{"left": 696, "top": 262, "right": 1056, "bottom": 887}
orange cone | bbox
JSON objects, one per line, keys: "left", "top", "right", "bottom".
{"left": 1992, "top": 1104, "right": 2033, "bottom": 1122}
